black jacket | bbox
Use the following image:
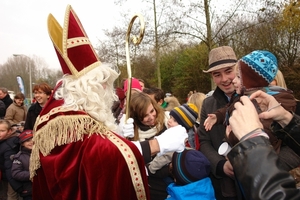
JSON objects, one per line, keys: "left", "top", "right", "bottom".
{"left": 228, "top": 136, "right": 300, "bottom": 200}
{"left": 198, "top": 87, "right": 241, "bottom": 199}
{"left": 1, "top": 94, "right": 13, "bottom": 109}
{"left": 0, "top": 100, "right": 5, "bottom": 118}
{"left": 0, "top": 134, "right": 22, "bottom": 192}
{"left": 11, "top": 147, "right": 32, "bottom": 197}
{"left": 24, "top": 102, "right": 42, "bottom": 130}
{"left": 140, "top": 141, "right": 171, "bottom": 200}
{"left": 0, "top": 94, "right": 13, "bottom": 117}
{"left": 272, "top": 113, "right": 300, "bottom": 157}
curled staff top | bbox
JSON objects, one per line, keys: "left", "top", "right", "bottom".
{"left": 125, "top": 14, "right": 145, "bottom": 122}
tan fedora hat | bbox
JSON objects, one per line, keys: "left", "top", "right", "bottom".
{"left": 203, "top": 46, "right": 237, "bottom": 73}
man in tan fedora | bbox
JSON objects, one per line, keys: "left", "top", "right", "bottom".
{"left": 199, "top": 46, "right": 241, "bottom": 199}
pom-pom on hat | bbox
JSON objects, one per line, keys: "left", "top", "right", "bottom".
{"left": 203, "top": 46, "right": 237, "bottom": 73}
{"left": 123, "top": 78, "right": 142, "bottom": 94}
{"left": 172, "top": 149, "right": 211, "bottom": 185}
{"left": 239, "top": 50, "right": 278, "bottom": 91}
{"left": 19, "top": 130, "right": 33, "bottom": 143}
{"left": 169, "top": 103, "right": 198, "bottom": 131}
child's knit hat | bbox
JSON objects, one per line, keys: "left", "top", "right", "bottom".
{"left": 239, "top": 50, "right": 278, "bottom": 91}
{"left": 169, "top": 103, "right": 198, "bottom": 131}
{"left": 172, "top": 149, "right": 211, "bottom": 185}
{"left": 19, "top": 130, "right": 33, "bottom": 143}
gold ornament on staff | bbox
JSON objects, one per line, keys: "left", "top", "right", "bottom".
{"left": 125, "top": 14, "right": 145, "bottom": 121}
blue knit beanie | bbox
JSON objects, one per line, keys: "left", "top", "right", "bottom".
{"left": 239, "top": 50, "right": 278, "bottom": 90}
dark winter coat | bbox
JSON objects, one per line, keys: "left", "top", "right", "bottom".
{"left": 228, "top": 136, "right": 300, "bottom": 199}
{"left": 0, "top": 94, "right": 13, "bottom": 109}
{"left": 214, "top": 87, "right": 297, "bottom": 150}
{"left": 11, "top": 147, "right": 32, "bottom": 197}
{"left": 272, "top": 113, "right": 300, "bottom": 157}
{"left": 140, "top": 141, "right": 172, "bottom": 200}
{"left": 0, "top": 134, "right": 22, "bottom": 192}
{"left": 0, "top": 100, "right": 5, "bottom": 119}
{"left": 0, "top": 94, "right": 13, "bottom": 117}
{"left": 198, "top": 87, "right": 240, "bottom": 199}
{"left": 24, "top": 102, "right": 42, "bottom": 130}
{"left": 213, "top": 87, "right": 300, "bottom": 171}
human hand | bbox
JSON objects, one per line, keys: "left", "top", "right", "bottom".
{"left": 155, "top": 125, "right": 187, "bottom": 156}
{"left": 122, "top": 118, "right": 134, "bottom": 138}
{"left": 229, "top": 96, "right": 263, "bottom": 140}
{"left": 223, "top": 160, "right": 234, "bottom": 178}
{"left": 250, "top": 90, "right": 293, "bottom": 127}
{"left": 204, "top": 114, "right": 217, "bottom": 131}
{"left": 118, "top": 115, "right": 134, "bottom": 138}
{"left": 225, "top": 125, "right": 240, "bottom": 146}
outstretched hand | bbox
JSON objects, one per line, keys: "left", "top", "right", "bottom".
{"left": 155, "top": 125, "right": 187, "bottom": 156}
{"left": 204, "top": 114, "right": 217, "bottom": 131}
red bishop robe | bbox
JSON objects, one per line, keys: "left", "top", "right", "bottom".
{"left": 30, "top": 95, "right": 150, "bottom": 200}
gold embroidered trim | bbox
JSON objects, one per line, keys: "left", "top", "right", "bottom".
{"left": 48, "top": 5, "right": 101, "bottom": 78}
{"left": 106, "top": 132, "right": 147, "bottom": 200}
{"left": 30, "top": 107, "right": 146, "bottom": 199}
{"left": 30, "top": 114, "right": 109, "bottom": 179}
{"left": 67, "top": 37, "right": 90, "bottom": 48}
{"left": 34, "top": 106, "right": 76, "bottom": 128}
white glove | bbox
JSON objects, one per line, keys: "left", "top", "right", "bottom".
{"left": 123, "top": 118, "right": 134, "bottom": 138}
{"left": 155, "top": 125, "right": 187, "bottom": 156}
{"left": 117, "top": 115, "right": 134, "bottom": 138}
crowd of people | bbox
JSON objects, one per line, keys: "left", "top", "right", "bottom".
{"left": 0, "top": 4, "right": 300, "bottom": 200}
{"left": 0, "top": 82, "right": 52, "bottom": 200}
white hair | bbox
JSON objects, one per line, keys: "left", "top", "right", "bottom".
{"left": 54, "top": 64, "right": 119, "bottom": 131}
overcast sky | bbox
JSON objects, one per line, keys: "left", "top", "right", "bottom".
{"left": 0, "top": 0, "right": 143, "bottom": 69}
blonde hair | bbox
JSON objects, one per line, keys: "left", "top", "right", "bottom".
{"left": 0, "top": 119, "right": 11, "bottom": 130}
{"left": 187, "top": 92, "right": 207, "bottom": 122}
{"left": 273, "top": 70, "right": 287, "bottom": 89}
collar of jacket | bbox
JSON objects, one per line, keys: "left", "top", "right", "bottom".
{"left": 212, "top": 87, "right": 230, "bottom": 104}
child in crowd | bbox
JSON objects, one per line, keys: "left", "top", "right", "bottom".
{"left": 10, "top": 121, "right": 25, "bottom": 135}
{"left": 147, "top": 104, "right": 215, "bottom": 199}
{"left": 166, "top": 149, "right": 215, "bottom": 199}
{"left": 147, "top": 103, "right": 214, "bottom": 200}
{"left": 0, "top": 119, "right": 22, "bottom": 199}
{"left": 148, "top": 103, "right": 199, "bottom": 173}
{"left": 143, "top": 87, "right": 181, "bottom": 116}
{"left": 143, "top": 87, "right": 168, "bottom": 110}
{"left": 187, "top": 92, "right": 207, "bottom": 149}
{"left": 11, "top": 130, "right": 33, "bottom": 200}
{"left": 203, "top": 50, "right": 300, "bottom": 170}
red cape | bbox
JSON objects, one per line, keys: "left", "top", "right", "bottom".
{"left": 31, "top": 89, "right": 150, "bottom": 199}
{"left": 32, "top": 133, "right": 149, "bottom": 200}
